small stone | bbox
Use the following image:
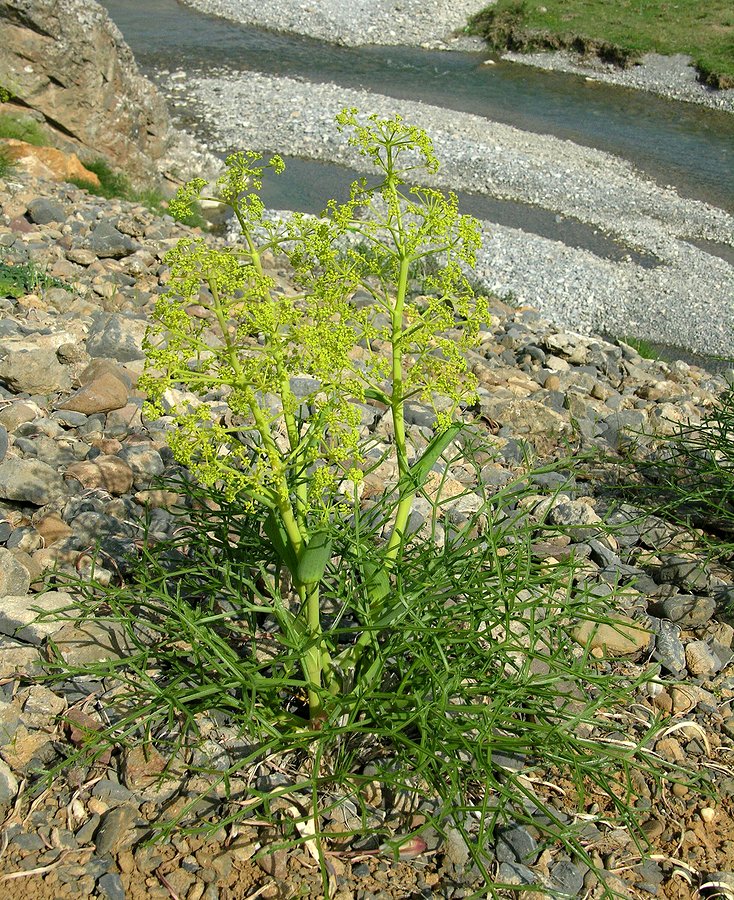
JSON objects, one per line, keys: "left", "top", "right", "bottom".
{"left": 0, "top": 591, "right": 74, "bottom": 644}
{"left": 85, "top": 312, "right": 147, "bottom": 361}
{"left": 0, "top": 758, "right": 19, "bottom": 805}
{"left": 118, "top": 442, "right": 164, "bottom": 484}
{"left": 75, "top": 813, "right": 101, "bottom": 845}
{"left": 0, "top": 640, "right": 41, "bottom": 676}
{"left": 86, "top": 221, "right": 137, "bottom": 258}
{"left": 27, "top": 197, "right": 67, "bottom": 224}
{"left": 658, "top": 556, "right": 711, "bottom": 592}
{"left": 66, "top": 248, "right": 99, "bottom": 266}
{"left": 256, "top": 848, "right": 288, "bottom": 879}
{"left": 0, "top": 547, "right": 31, "bottom": 596}
{"left": 0, "top": 458, "right": 68, "bottom": 505}
{"left": 57, "top": 372, "right": 129, "bottom": 414}
{"left": 134, "top": 489, "right": 180, "bottom": 508}
{"left": 121, "top": 744, "right": 173, "bottom": 792}
{"left": 670, "top": 685, "right": 699, "bottom": 715}
{"left": 685, "top": 640, "right": 721, "bottom": 677}
{"left": 34, "top": 513, "right": 73, "bottom": 546}
{"left": 19, "top": 684, "right": 65, "bottom": 727}
{"left": 0, "top": 424, "right": 7, "bottom": 463}
{"left": 92, "top": 779, "right": 135, "bottom": 806}
{"left": 495, "top": 824, "right": 538, "bottom": 865}
{"left": 548, "top": 498, "right": 603, "bottom": 539}
{"left": 0, "top": 348, "right": 72, "bottom": 394}
{"left": 48, "top": 620, "right": 132, "bottom": 667}
{"left": 64, "top": 456, "right": 134, "bottom": 495}
{"left": 0, "top": 400, "right": 42, "bottom": 431}
{"left": 443, "top": 826, "right": 470, "bottom": 868}
{"left": 94, "top": 805, "right": 139, "bottom": 855}
{"left": 498, "top": 861, "right": 543, "bottom": 888}
{"left": 551, "top": 858, "right": 585, "bottom": 896}
{"left": 649, "top": 618, "right": 686, "bottom": 675}
{"left": 660, "top": 594, "right": 716, "bottom": 627}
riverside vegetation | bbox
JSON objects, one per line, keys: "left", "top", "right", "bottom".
{"left": 468, "top": 0, "right": 734, "bottom": 89}
{"left": 33, "top": 110, "right": 731, "bottom": 897}
{"left": 0, "top": 111, "right": 208, "bottom": 225}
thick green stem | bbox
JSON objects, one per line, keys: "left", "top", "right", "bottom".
{"left": 301, "top": 581, "right": 324, "bottom": 723}
{"left": 385, "top": 251, "right": 414, "bottom": 566}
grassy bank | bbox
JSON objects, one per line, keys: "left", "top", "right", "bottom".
{"left": 467, "top": 0, "right": 734, "bottom": 89}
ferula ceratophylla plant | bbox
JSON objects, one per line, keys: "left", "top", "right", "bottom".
{"left": 140, "top": 108, "right": 489, "bottom": 727}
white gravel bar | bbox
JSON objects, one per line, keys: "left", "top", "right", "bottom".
{"left": 175, "top": 69, "right": 734, "bottom": 358}
{"left": 180, "top": 0, "right": 484, "bottom": 47}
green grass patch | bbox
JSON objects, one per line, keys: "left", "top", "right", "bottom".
{"left": 467, "top": 0, "right": 734, "bottom": 88}
{"left": 619, "top": 336, "right": 660, "bottom": 360}
{"left": 70, "top": 158, "right": 207, "bottom": 226}
{"left": 0, "top": 260, "right": 70, "bottom": 298}
{"left": 0, "top": 146, "right": 15, "bottom": 178}
{"left": 69, "top": 157, "right": 133, "bottom": 199}
{"left": 0, "top": 113, "right": 49, "bottom": 146}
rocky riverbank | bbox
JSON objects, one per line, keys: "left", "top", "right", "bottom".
{"left": 501, "top": 50, "right": 734, "bottom": 113}
{"left": 180, "top": 0, "right": 734, "bottom": 113}
{"left": 1, "top": 168, "right": 734, "bottom": 899}
{"left": 164, "top": 69, "right": 734, "bottom": 359}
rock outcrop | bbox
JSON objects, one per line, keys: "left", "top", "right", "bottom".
{"left": 1, "top": 139, "right": 101, "bottom": 186}
{"left": 0, "top": 0, "right": 217, "bottom": 188}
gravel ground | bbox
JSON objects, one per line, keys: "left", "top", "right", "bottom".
{"left": 180, "top": 0, "right": 484, "bottom": 48}
{"left": 3, "top": 170, "right": 734, "bottom": 899}
{"left": 170, "top": 69, "right": 734, "bottom": 358}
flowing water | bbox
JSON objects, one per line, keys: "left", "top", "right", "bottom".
{"left": 100, "top": 0, "right": 734, "bottom": 368}
{"left": 102, "top": 0, "right": 734, "bottom": 214}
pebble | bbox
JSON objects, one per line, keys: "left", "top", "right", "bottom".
{"left": 94, "top": 805, "right": 140, "bottom": 855}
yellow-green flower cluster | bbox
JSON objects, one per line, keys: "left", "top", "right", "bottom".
{"left": 141, "top": 109, "right": 489, "bottom": 530}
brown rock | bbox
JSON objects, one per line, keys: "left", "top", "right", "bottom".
{"left": 95, "top": 455, "right": 134, "bottom": 493}
{"left": 57, "top": 371, "right": 129, "bottom": 414}
{"left": 0, "top": 139, "right": 101, "bottom": 185}
{"left": 0, "top": 400, "right": 41, "bottom": 431}
{"left": 572, "top": 615, "right": 651, "bottom": 656}
{"left": 34, "top": 512, "right": 73, "bottom": 546}
{"left": 134, "top": 489, "right": 180, "bottom": 509}
{"left": 79, "top": 359, "right": 133, "bottom": 389}
{"left": 64, "top": 455, "right": 134, "bottom": 495}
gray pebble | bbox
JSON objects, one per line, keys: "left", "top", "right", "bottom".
{"left": 550, "top": 858, "right": 586, "bottom": 896}
{"left": 659, "top": 594, "right": 716, "bottom": 627}
{"left": 94, "top": 805, "right": 139, "bottom": 855}
{"left": 648, "top": 617, "right": 686, "bottom": 676}
{"left": 27, "top": 198, "right": 67, "bottom": 225}
{"left": 92, "top": 778, "right": 135, "bottom": 806}
{"left": 97, "top": 872, "right": 126, "bottom": 900}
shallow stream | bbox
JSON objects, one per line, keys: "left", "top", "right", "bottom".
{"left": 102, "top": 0, "right": 734, "bottom": 214}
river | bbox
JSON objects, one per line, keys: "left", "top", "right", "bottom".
{"left": 98, "top": 0, "right": 734, "bottom": 368}
{"left": 100, "top": 0, "right": 733, "bottom": 215}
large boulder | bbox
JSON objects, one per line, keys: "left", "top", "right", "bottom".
{"left": 0, "top": 0, "right": 216, "bottom": 188}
